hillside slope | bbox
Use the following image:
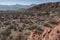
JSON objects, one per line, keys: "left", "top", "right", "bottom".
{"left": 28, "top": 2, "right": 60, "bottom": 11}
{"left": 0, "top": 2, "right": 60, "bottom": 40}
{"left": 27, "top": 18, "right": 60, "bottom": 40}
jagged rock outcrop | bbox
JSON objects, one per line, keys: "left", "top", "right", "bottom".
{"left": 27, "top": 18, "right": 60, "bottom": 40}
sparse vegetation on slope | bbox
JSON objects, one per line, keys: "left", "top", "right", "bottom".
{"left": 0, "top": 2, "right": 60, "bottom": 40}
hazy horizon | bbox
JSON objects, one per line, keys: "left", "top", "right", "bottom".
{"left": 0, "top": 0, "right": 60, "bottom": 5}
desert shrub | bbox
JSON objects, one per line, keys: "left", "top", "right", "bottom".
{"left": 44, "top": 23, "right": 52, "bottom": 28}
{"left": 1, "top": 29, "right": 11, "bottom": 36}
{"left": 11, "top": 33, "right": 25, "bottom": 40}
{"left": 3, "top": 21, "right": 11, "bottom": 26}
{"left": 12, "top": 15, "right": 18, "bottom": 19}
{"left": 1, "top": 29, "right": 11, "bottom": 40}
{"left": 28, "top": 24, "right": 37, "bottom": 30}
{"left": 0, "top": 33, "right": 1, "bottom": 38}
{"left": 10, "top": 25, "right": 17, "bottom": 31}
{"left": 35, "top": 29, "right": 43, "bottom": 34}
{"left": 48, "top": 20, "right": 57, "bottom": 25}
{"left": 18, "top": 27, "right": 24, "bottom": 32}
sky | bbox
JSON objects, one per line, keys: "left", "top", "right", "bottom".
{"left": 0, "top": 0, "right": 60, "bottom": 5}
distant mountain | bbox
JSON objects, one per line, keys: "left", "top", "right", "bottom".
{"left": 27, "top": 2, "right": 60, "bottom": 12}
{"left": 0, "top": 4, "right": 36, "bottom": 11}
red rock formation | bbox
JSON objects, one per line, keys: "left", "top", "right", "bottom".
{"left": 27, "top": 18, "right": 60, "bottom": 40}
{"left": 27, "top": 30, "right": 41, "bottom": 40}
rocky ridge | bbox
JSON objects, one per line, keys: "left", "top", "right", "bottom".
{"left": 27, "top": 18, "right": 60, "bottom": 40}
